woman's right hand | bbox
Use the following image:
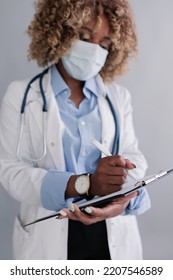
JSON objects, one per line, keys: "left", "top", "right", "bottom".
{"left": 65, "top": 155, "right": 135, "bottom": 199}
{"left": 89, "top": 155, "right": 135, "bottom": 196}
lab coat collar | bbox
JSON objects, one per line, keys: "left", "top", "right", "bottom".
{"left": 95, "top": 75, "right": 107, "bottom": 97}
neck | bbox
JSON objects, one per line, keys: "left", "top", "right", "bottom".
{"left": 56, "top": 61, "right": 84, "bottom": 91}
{"left": 56, "top": 61, "right": 85, "bottom": 108}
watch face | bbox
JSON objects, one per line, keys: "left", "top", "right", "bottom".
{"left": 75, "top": 175, "right": 90, "bottom": 195}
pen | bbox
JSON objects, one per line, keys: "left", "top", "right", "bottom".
{"left": 92, "top": 139, "right": 137, "bottom": 181}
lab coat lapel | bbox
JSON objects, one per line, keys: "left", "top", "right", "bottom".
{"left": 45, "top": 83, "right": 66, "bottom": 170}
{"left": 96, "top": 75, "right": 116, "bottom": 156}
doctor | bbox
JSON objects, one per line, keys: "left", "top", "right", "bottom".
{"left": 0, "top": 0, "right": 150, "bottom": 260}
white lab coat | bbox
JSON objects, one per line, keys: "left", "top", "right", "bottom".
{"left": 0, "top": 69, "right": 148, "bottom": 259}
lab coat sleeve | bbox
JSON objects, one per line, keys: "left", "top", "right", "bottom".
{"left": 118, "top": 86, "right": 148, "bottom": 178}
{"left": 0, "top": 82, "right": 47, "bottom": 207}
{"left": 126, "top": 187, "right": 151, "bottom": 215}
{"left": 120, "top": 87, "right": 151, "bottom": 214}
{"left": 108, "top": 83, "right": 151, "bottom": 214}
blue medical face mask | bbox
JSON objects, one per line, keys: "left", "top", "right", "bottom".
{"left": 61, "top": 40, "right": 108, "bottom": 81}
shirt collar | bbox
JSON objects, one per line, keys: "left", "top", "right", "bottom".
{"left": 51, "top": 64, "right": 69, "bottom": 97}
{"left": 51, "top": 64, "right": 99, "bottom": 99}
{"left": 84, "top": 76, "right": 99, "bottom": 98}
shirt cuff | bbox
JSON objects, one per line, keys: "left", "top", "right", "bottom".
{"left": 123, "top": 188, "right": 151, "bottom": 215}
{"left": 41, "top": 170, "right": 73, "bottom": 211}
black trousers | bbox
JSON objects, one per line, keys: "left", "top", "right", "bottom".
{"left": 68, "top": 219, "right": 111, "bottom": 260}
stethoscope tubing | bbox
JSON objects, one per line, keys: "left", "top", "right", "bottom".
{"left": 21, "top": 67, "right": 49, "bottom": 114}
{"left": 17, "top": 67, "right": 119, "bottom": 162}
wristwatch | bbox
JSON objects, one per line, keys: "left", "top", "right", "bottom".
{"left": 75, "top": 174, "right": 90, "bottom": 197}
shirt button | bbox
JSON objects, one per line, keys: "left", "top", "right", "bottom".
{"left": 82, "top": 150, "right": 86, "bottom": 156}
{"left": 81, "top": 121, "right": 86, "bottom": 126}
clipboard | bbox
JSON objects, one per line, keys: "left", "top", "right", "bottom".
{"left": 24, "top": 168, "right": 173, "bottom": 227}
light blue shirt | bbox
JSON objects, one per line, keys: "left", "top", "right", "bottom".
{"left": 41, "top": 65, "right": 150, "bottom": 214}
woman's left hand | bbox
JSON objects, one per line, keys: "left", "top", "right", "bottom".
{"left": 58, "top": 192, "right": 138, "bottom": 225}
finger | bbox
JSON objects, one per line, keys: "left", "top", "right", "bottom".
{"left": 56, "top": 209, "right": 68, "bottom": 219}
{"left": 100, "top": 166, "right": 127, "bottom": 177}
{"left": 103, "top": 155, "right": 126, "bottom": 168}
{"left": 125, "top": 191, "right": 139, "bottom": 200}
{"left": 72, "top": 204, "right": 103, "bottom": 224}
{"left": 68, "top": 202, "right": 75, "bottom": 213}
{"left": 104, "top": 175, "right": 126, "bottom": 185}
{"left": 114, "top": 191, "right": 138, "bottom": 204}
{"left": 125, "top": 159, "right": 136, "bottom": 170}
{"left": 62, "top": 208, "right": 79, "bottom": 221}
{"left": 66, "top": 204, "right": 90, "bottom": 220}
{"left": 57, "top": 205, "right": 104, "bottom": 224}
{"left": 84, "top": 207, "right": 93, "bottom": 214}
{"left": 85, "top": 206, "right": 104, "bottom": 217}
{"left": 90, "top": 202, "right": 128, "bottom": 218}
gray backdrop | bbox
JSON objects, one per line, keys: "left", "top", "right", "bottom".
{"left": 0, "top": 0, "right": 173, "bottom": 260}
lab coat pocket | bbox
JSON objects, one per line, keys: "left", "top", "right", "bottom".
{"left": 12, "top": 215, "right": 30, "bottom": 259}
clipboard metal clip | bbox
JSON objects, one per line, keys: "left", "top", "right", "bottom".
{"left": 143, "top": 170, "right": 169, "bottom": 186}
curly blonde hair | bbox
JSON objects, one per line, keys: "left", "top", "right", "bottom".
{"left": 28, "top": 0, "right": 137, "bottom": 82}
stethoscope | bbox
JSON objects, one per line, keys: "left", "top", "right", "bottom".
{"left": 16, "top": 67, "right": 120, "bottom": 162}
